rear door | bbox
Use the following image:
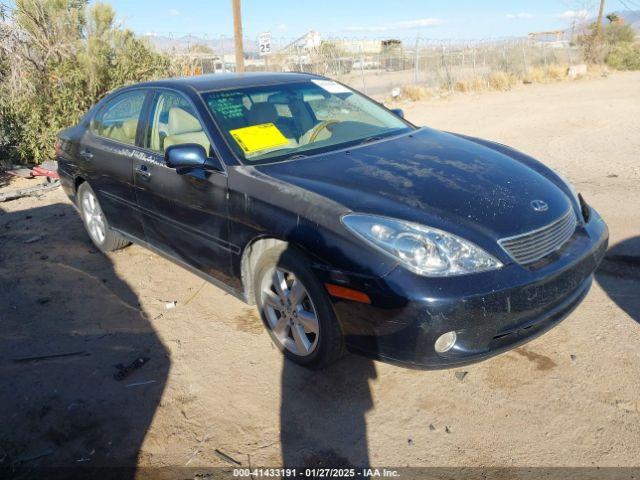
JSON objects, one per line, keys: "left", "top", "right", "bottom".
{"left": 132, "top": 88, "right": 235, "bottom": 285}
{"left": 82, "top": 89, "right": 151, "bottom": 239}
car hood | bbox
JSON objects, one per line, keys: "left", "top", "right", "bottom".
{"left": 256, "top": 128, "right": 572, "bottom": 242}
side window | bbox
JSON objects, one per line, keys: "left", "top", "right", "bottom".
{"left": 91, "top": 90, "right": 147, "bottom": 145}
{"left": 147, "top": 91, "right": 210, "bottom": 154}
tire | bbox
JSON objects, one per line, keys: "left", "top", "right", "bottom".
{"left": 253, "top": 246, "right": 345, "bottom": 369}
{"left": 77, "top": 182, "right": 130, "bottom": 253}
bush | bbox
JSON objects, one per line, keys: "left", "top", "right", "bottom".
{"left": 454, "top": 77, "right": 488, "bottom": 93}
{"left": 488, "top": 71, "right": 518, "bottom": 91}
{"left": 605, "top": 23, "right": 636, "bottom": 45}
{"left": 605, "top": 42, "right": 640, "bottom": 70}
{"left": 523, "top": 65, "right": 568, "bottom": 84}
{"left": 0, "top": 0, "right": 170, "bottom": 165}
{"left": 401, "top": 84, "right": 436, "bottom": 101}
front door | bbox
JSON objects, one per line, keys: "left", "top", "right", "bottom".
{"left": 132, "top": 89, "right": 235, "bottom": 285}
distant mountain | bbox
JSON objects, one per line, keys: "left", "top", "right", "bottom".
{"left": 142, "top": 34, "right": 260, "bottom": 55}
{"left": 141, "top": 11, "right": 640, "bottom": 53}
{"left": 613, "top": 10, "right": 640, "bottom": 33}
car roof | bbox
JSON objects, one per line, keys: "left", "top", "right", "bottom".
{"left": 134, "top": 72, "right": 324, "bottom": 94}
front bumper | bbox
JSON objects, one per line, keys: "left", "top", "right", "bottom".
{"left": 316, "top": 208, "right": 608, "bottom": 369}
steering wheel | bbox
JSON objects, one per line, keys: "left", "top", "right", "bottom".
{"left": 304, "top": 120, "right": 339, "bottom": 144}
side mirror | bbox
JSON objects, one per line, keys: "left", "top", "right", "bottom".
{"left": 390, "top": 108, "right": 404, "bottom": 118}
{"left": 165, "top": 144, "right": 222, "bottom": 174}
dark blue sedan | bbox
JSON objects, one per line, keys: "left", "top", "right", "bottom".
{"left": 56, "top": 72, "right": 608, "bottom": 369}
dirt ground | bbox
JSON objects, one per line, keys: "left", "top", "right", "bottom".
{"left": 1, "top": 72, "right": 639, "bottom": 475}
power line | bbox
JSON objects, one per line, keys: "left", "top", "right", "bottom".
{"left": 618, "top": 0, "right": 640, "bottom": 19}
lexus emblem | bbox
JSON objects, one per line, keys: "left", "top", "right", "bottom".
{"left": 530, "top": 200, "right": 549, "bottom": 212}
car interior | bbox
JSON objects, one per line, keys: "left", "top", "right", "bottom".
{"left": 93, "top": 86, "right": 398, "bottom": 163}
{"left": 159, "top": 107, "right": 211, "bottom": 153}
{"left": 207, "top": 90, "right": 338, "bottom": 156}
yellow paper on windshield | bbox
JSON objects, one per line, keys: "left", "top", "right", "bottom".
{"left": 229, "top": 123, "right": 289, "bottom": 154}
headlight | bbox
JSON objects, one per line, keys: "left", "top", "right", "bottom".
{"left": 342, "top": 214, "right": 503, "bottom": 277}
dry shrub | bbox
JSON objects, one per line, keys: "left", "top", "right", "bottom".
{"left": 454, "top": 77, "right": 488, "bottom": 93}
{"left": 585, "top": 63, "right": 610, "bottom": 78}
{"left": 401, "top": 84, "right": 435, "bottom": 101}
{"left": 545, "top": 64, "right": 568, "bottom": 81}
{"left": 489, "top": 71, "right": 518, "bottom": 91}
{"left": 523, "top": 64, "right": 568, "bottom": 84}
{"left": 523, "top": 67, "right": 546, "bottom": 83}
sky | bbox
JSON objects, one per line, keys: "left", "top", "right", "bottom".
{"left": 102, "top": 0, "right": 616, "bottom": 40}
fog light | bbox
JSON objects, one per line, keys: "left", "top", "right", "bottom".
{"left": 434, "top": 331, "right": 457, "bottom": 353}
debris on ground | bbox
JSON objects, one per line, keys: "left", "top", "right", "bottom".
{"left": 114, "top": 356, "right": 150, "bottom": 381}
{"left": 6, "top": 161, "right": 59, "bottom": 180}
{"left": 13, "top": 351, "right": 88, "bottom": 363}
{"left": 0, "top": 180, "right": 60, "bottom": 202}
{"left": 15, "top": 448, "right": 55, "bottom": 464}
{"left": 165, "top": 301, "right": 178, "bottom": 310}
{"left": 7, "top": 168, "right": 33, "bottom": 179}
{"left": 455, "top": 371, "right": 468, "bottom": 381}
{"left": 214, "top": 449, "right": 242, "bottom": 466}
{"left": 23, "top": 235, "right": 44, "bottom": 244}
{"left": 445, "top": 426, "right": 452, "bottom": 434}
{"left": 31, "top": 161, "right": 60, "bottom": 179}
{"left": 126, "top": 380, "right": 157, "bottom": 388}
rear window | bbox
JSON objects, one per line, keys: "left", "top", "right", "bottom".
{"left": 91, "top": 90, "right": 147, "bottom": 145}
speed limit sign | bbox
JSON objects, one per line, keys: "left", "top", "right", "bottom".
{"left": 258, "top": 32, "right": 271, "bottom": 56}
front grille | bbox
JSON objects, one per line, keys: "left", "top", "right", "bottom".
{"left": 499, "top": 209, "right": 577, "bottom": 265}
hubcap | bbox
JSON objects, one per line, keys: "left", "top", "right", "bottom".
{"left": 81, "top": 190, "right": 106, "bottom": 244}
{"left": 260, "top": 267, "right": 319, "bottom": 356}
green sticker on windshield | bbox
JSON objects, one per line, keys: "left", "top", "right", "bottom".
{"left": 208, "top": 92, "right": 245, "bottom": 120}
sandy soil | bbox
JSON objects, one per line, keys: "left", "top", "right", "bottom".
{"left": 1, "top": 72, "right": 639, "bottom": 475}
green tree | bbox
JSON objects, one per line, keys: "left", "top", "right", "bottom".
{"left": 606, "top": 13, "right": 619, "bottom": 23}
{"left": 189, "top": 43, "right": 215, "bottom": 54}
{"left": 0, "top": 0, "right": 169, "bottom": 165}
{"left": 604, "top": 22, "right": 636, "bottom": 44}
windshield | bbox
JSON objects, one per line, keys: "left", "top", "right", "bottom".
{"left": 201, "top": 80, "right": 412, "bottom": 164}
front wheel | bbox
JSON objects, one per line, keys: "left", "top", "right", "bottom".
{"left": 253, "top": 247, "right": 344, "bottom": 369}
{"left": 78, "top": 182, "right": 130, "bottom": 253}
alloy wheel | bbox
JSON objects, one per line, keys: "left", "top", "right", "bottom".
{"left": 260, "top": 267, "right": 320, "bottom": 356}
{"left": 81, "top": 190, "right": 106, "bottom": 245}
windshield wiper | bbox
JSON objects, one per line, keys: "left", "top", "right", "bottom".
{"left": 358, "top": 136, "right": 383, "bottom": 145}
{"left": 287, "top": 154, "right": 308, "bottom": 160}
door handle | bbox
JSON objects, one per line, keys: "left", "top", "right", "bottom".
{"left": 80, "top": 150, "right": 93, "bottom": 161}
{"left": 135, "top": 165, "right": 151, "bottom": 179}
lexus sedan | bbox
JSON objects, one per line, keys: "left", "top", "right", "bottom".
{"left": 56, "top": 72, "right": 608, "bottom": 369}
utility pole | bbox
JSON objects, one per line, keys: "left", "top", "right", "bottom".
{"left": 596, "top": 0, "right": 606, "bottom": 37}
{"left": 231, "top": 0, "right": 245, "bottom": 73}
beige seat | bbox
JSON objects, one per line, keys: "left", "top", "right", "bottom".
{"left": 105, "top": 118, "right": 138, "bottom": 144}
{"left": 164, "top": 107, "right": 210, "bottom": 153}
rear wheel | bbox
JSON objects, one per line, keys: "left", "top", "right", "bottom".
{"left": 78, "top": 182, "right": 130, "bottom": 252}
{"left": 254, "top": 247, "right": 344, "bottom": 369}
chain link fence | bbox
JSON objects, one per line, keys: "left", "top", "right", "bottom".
{"left": 167, "top": 36, "right": 584, "bottom": 96}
